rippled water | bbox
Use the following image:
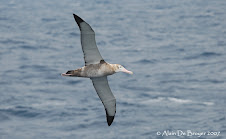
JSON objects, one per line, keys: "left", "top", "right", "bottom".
{"left": 0, "top": 0, "right": 226, "bottom": 138}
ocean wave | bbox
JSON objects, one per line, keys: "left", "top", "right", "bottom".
{"left": 0, "top": 106, "right": 41, "bottom": 119}
{"left": 139, "top": 97, "right": 214, "bottom": 106}
{"left": 134, "top": 59, "right": 157, "bottom": 64}
{"left": 184, "top": 52, "right": 222, "bottom": 60}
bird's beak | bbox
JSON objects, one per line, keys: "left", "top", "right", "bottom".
{"left": 122, "top": 68, "right": 133, "bottom": 75}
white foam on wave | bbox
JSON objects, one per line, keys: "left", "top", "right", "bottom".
{"left": 168, "top": 97, "right": 192, "bottom": 104}
{"left": 202, "top": 102, "right": 215, "bottom": 106}
{"left": 138, "top": 97, "right": 165, "bottom": 105}
{"left": 138, "top": 97, "right": 214, "bottom": 106}
{"left": 167, "top": 97, "right": 214, "bottom": 106}
{"left": 31, "top": 101, "right": 67, "bottom": 108}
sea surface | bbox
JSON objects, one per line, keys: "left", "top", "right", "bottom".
{"left": 0, "top": 0, "right": 226, "bottom": 139}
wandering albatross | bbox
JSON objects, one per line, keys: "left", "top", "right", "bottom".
{"left": 62, "top": 14, "right": 133, "bottom": 126}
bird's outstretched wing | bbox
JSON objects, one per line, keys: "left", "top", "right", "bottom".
{"left": 73, "top": 14, "right": 103, "bottom": 66}
{"left": 91, "top": 76, "right": 116, "bottom": 126}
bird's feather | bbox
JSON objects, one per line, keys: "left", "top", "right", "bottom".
{"left": 91, "top": 76, "right": 116, "bottom": 126}
{"left": 73, "top": 14, "right": 104, "bottom": 66}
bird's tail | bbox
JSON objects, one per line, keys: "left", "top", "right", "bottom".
{"left": 61, "top": 69, "right": 82, "bottom": 77}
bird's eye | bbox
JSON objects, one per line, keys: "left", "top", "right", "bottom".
{"left": 119, "top": 65, "right": 122, "bottom": 69}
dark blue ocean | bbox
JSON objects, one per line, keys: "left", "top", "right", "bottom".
{"left": 0, "top": 0, "right": 225, "bottom": 138}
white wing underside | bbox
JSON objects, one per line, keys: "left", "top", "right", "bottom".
{"left": 91, "top": 76, "right": 116, "bottom": 125}
{"left": 73, "top": 14, "right": 103, "bottom": 66}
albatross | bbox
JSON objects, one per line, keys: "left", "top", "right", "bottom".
{"left": 62, "top": 14, "right": 133, "bottom": 126}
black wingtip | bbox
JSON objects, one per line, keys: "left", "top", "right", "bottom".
{"left": 73, "top": 14, "right": 84, "bottom": 29}
{"left": 105, "top": 108, "right": 115, "bottom": 126}
{"left": 107, "top": 116, "right": 115, "bottom": 126}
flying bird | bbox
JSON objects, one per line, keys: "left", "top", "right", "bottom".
{"left": 62, "top": 14, "right": 133, "bottom": 126}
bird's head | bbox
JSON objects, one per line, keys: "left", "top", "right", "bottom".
{"left": 113, "top": 64, "right": 133, "bottom": 75}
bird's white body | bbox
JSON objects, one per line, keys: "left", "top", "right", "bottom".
{"left": 62, "top": 61, "right": 115, "bottom": 78}
{"left": 62, "top": 61, "right": 132, "bottom": 78}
